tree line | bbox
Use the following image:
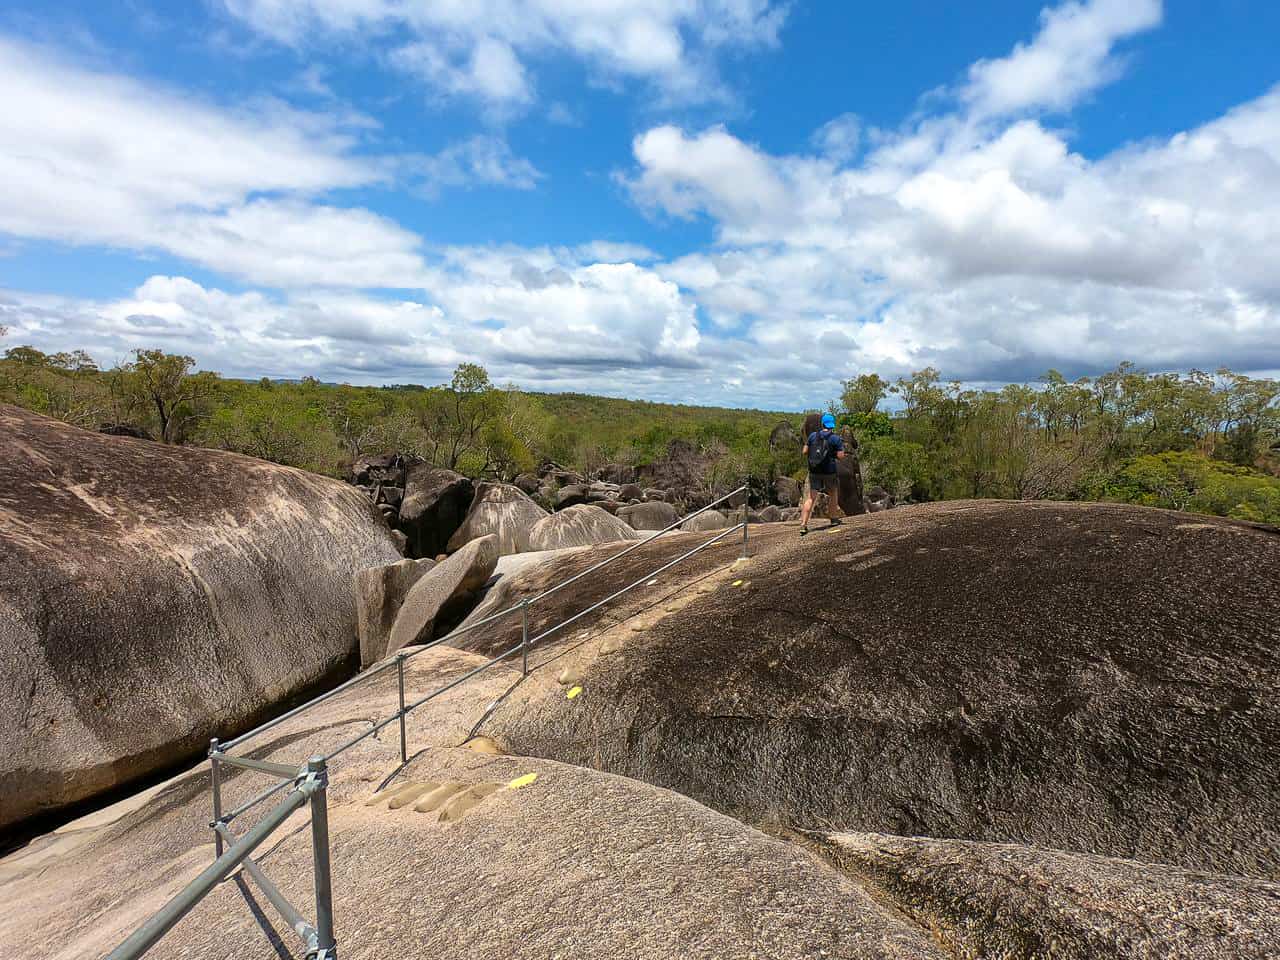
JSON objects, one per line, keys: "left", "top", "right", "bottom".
{"left": 838, "top": 366, "right": 1280, "bottom": 523}
{"left": 2, "top": 329, "right": 1277, "bottom": 523}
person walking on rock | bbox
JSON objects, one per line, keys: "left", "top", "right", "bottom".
{"left": 800, "top": 413, "right": 846, "bottom": 536}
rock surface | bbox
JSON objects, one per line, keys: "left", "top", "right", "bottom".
{"left": 386, "top": 535, "right": 499, "bottom": 655}
{"left": 0, "top": 645, "right": 948, "bottom": 960}
{"left": 0, "top": 404, "right": 401, "bottom": 832}
{"left": 398, "top": 465, "right": 474, "bottom": 559}
{"left": 480, "top": 501, "right": 1280, "bottom": 878}
{"left": 814, "top": 832, "right": 1280, "bottom": 959}
{"left": 354, "top": 558, "right": 437, "bottom": 668}
{"left": 446, "top": 482, "right": 548, "bottom": 556}
{"left": 681, "top": 508, "right": 729, "bottom": 532}
{"left": 527, "top": 505, "right": 641, "bottom": 552}
{"left": 617, "top": 500, "right": 678, "bottom": 531}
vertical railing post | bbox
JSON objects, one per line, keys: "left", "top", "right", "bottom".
{"left": 521, "top": 599, "right": 530, "bottom": 676}
{"left": 741, "top": 501, "right": 750, "bottom": 559}
{"left": 209, "top": 738, "right": 223, "bottom": 859}
{"left": 396, "top": 653, "right": 407, "bottom": 765}
{"left": 307, "top": 756, "right": 337, "bottom": 959}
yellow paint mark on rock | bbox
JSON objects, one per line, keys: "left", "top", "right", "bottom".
{"left": 732, "top": 579, "right": 744, "bottom": 587}
{"left": 507, "top": 773, "right": 538, "bottom": 790}
{"left": 566, "top": 685, "right": 583, "bottom": 700}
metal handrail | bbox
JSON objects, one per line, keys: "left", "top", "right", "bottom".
{"left": 103, "top": 485, "right": 752, "bottom": 960}
{"left": 106, "top": 757, "right": 334, "bottom": 960}
{"left": 221, "top": 484, "right": 747, "bottom": 754}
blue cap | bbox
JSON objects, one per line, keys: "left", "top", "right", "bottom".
{"left": 821, "top": 413, "right": 836, "bottom": 429}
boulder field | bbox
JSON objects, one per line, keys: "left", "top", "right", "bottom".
{"left": 0, "top": 404, "right": 402, "bottom": 833}
{"left": 3, "top": 491, "right": 1278, "bottom": 958}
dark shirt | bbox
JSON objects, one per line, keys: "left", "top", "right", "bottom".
{"left": 806, "top": 429, "right": 844, "bottom": 474}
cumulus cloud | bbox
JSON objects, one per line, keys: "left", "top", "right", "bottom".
{"left": 626, "top": 0, "right": 1280, "bottom": 391}
{"left": 961, "top": 0, "right": 1163, "bottom": 118}
{"left": 220, "top": 0, "right": 787, "bottom": 107}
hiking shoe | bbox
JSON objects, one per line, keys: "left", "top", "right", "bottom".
{"left": 799, "top": 526, "right": 809, "bottom": 537}
{"left": 828, "top": 518, "right": 843, "bottom": 527}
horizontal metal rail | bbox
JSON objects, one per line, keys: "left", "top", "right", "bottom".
{"left": 325, "top": 520, "right": 745, "bottom": 763}
{"left": 222, "top": 484, "right": 747, "bottom": 757}
{"left": 213, "top": 754, "right": 300, "bottom": 779}
{"left": 221, "top": 657, "right": 400, "bottom": 751}
{"left": 212, "top": 823, "right": 319, "bottom": 953}
{"left": 321, "top": 640, "right": 525, "bottom": 764}
{"left": 106, "top": 781, "right": 314, "bottom": 960}
{"left": 218, "top": 776, "right": 293, "bottom": 826}
{"left": 526, "top": 522, "right": 745, "bottom": 649}
{"left": 397, "top": 483, "right": 749, "bottom": 664}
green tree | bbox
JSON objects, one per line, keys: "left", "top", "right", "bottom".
{"left": 113, "top": 349, "right": 221, "bottom": 443}
{"left": 840, "top": 373, "right": 888, "bottom": 415}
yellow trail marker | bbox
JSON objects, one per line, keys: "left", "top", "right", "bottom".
{"left": 566, "top": 685, "right": 583, "bottom": 700}
{"left": 732, "top": 579, "right": 744, "bottom": 587}
{"left": 507, "top": 773, "right": 538, "bottom": 790}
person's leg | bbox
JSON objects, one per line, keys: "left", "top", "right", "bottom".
{"left": 799, "top": 477, "right": 816, "bottom": 532}
{"left": 825, "top": 476, "right": 842, "bottom": 524}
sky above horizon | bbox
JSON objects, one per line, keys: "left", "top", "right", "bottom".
{"left": 1, "top": 0, "right": 1278, "bottom": 409}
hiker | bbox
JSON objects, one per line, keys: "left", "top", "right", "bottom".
{"left": 800, "top": 413, "right": 846, "bottom": 536}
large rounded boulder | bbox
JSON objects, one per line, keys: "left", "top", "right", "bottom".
{"left": 480, "top": 501, "right": 1280, "bottom": 878}
{"left": 0, "top": 404, "right": 401, "bottom": 832}
{"left": 398, "top": 465, "right": 474, "bottom": 559}
{"left": 446, "top": 481, "right": 549, "bottom": 556}
{"left": 527, "top": 505, "right": 642, "bottom": 552}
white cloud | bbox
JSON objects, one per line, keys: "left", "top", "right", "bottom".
{"left": 962, "top": 0, "right": 1163, "bottom": 119}
{"left": 408, "top": 136, "right": 543, "bottom": 194}
{"left": 0, "top": 35, "right": 541, "bottom": 291}
{"left": 626, "top": 0, "right": 1280, "bottom": 390}
{"left": 221, "top": 0, "right": 787, "bottom": 107}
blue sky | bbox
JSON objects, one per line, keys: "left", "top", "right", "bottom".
{"left": 1, "top": 0, "right": 1278, "bottom": 408}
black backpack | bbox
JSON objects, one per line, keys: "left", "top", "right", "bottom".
{"left": 807, "top": 430, "right": 833, "bottom": 470}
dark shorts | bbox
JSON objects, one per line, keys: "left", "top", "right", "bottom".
{"left": 808, "top": 472, "right": 838, "bottom": 493}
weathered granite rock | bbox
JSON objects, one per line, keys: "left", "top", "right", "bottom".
{"left": 355, "top": 558, "right": 437, "bottom": 668}
{"left": 618, "top": 483, "right": 643, "bottom": 501}
{"left": 554, "top": 484, "right": 591, "bottom": 509}
{"left": 814, "top": 832, "right": 1280, "bottom": 959}
{"left": 528, "top": 505, "right": 641, "bottom": 552}
{"left": 0, "top": 656, "right": 950, "bottom": 960}
{"left": 446, "top": 482, "right": 549, "bottom": 556}
{"left": 617, "top": 500, "right": 678, "bottom": 531}
{"left": 682, "top": 508, "right": 729, "bottom": 532}
{"left": 513, "top": 472, "right": 540, "bottom": 494}
{"left": 386, "top": 535, "right": 499, "bottom": 654}
{"left": 596, "top": 463, "right": 637, "bottom": 485}
{"left": 482, "top": 501, "right": 1280, "bottom": 878}
{"left": 769, "top": 420, "right": 799, "bottom": 452}
{"left": 0, "top": 404, "right": 401, "bottom": 831}
{"left": 773, "top": 476, "right": 800, "bottom": 507}
{"left": 399, "top": 465, "right": 474, "bottom": 559}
